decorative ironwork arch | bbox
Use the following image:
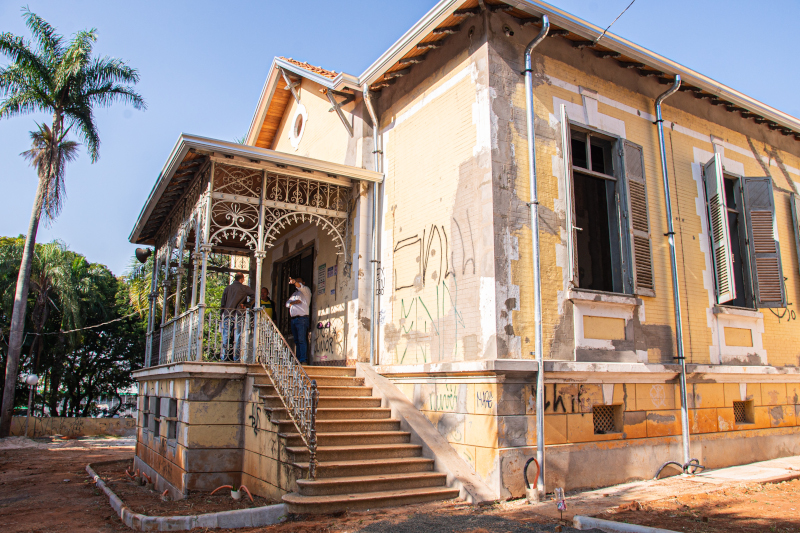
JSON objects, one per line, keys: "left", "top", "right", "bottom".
{"left": 263, "top": 211, "right": 347, "bottom": 256}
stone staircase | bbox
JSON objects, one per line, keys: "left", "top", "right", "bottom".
{"left": 254, "top": 365, "right": 459, "bottom": 513}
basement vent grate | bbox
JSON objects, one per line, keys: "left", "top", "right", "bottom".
{"left": 593, "top": 404, "right": 621, "bottom": 434}
{"left": 733, "top": 400, "right": 754, "bottom": 424}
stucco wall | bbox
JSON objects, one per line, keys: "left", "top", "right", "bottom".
{"left": 483, "top": 11, "right": 800, "bottom": 366}
{"left": 376, "top": 19, "right": 499, "bottom": 365}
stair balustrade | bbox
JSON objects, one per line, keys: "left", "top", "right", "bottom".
{"left": 254, "top": 308, "right": 319, "bottom": 479}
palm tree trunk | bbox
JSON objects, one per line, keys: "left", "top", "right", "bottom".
{"left": 0, "top": 176, "right": 46, "bottom": 437}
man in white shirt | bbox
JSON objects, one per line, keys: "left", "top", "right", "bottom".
{"left": 286, "top": 276, "right": 312, "bottom": 364}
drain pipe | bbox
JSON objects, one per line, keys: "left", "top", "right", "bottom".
{"left": 655, "top": 75, "right": 691, "bottom": 467}
{"left": 363, "top": 86, "right": 382, "bottom": 366}
{"left": 523, "top": 14, "right": 549, "bottom": 499}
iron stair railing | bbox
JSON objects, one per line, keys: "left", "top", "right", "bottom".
{"left": 254, "top": 308, "right": 319, "bottom": 478}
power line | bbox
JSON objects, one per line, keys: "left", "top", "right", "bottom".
{"left": 31, "top": 311, "right": 141, "bottom": 336}
{"left": 594, "top": 0, "right": 638, "bottom": 45}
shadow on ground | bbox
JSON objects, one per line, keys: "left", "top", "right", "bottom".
{"left": 356, "top": 513, "right": 602, "bottom": 533}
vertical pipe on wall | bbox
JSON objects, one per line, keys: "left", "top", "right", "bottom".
{"left": 363, "top": 86, "right": 382, "bottom": 366}
{"left": 655, "top": 75, "right": 691, "bottom": 465}
{"left": 523, "top": 14, "right": 550, "bottom": 498}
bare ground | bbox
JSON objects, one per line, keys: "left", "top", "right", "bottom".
{"left": 1, "top": 436, "right": 799, "bottom": 533}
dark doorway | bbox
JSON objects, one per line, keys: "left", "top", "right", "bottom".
{"left": 273, "top": 244, "right": 315, "bottom": 340}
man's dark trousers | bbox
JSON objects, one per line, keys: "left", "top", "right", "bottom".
{"left": 291, "top": 315, "right": 310, "bottom": 364}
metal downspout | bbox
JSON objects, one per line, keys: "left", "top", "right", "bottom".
{"left": 363, "top": 86, "right": 381, "bottom": 365}
{"left": 655, "top": 76, "right": 691, "bottom": 465}
{"left": 523, "top": 14, "right": 549, "bottom": 499}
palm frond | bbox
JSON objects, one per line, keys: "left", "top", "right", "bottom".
{"left": 0, "top": 31, "right": 52, "bottom": 93}
{"left": 54, "top": 29, "right": 97, "bottom": 92}
{"left": 21, "top": 8, "right": 64, "bottom": 60}
{"left": 21, "top": 123, "right": 81, "bottom": 221}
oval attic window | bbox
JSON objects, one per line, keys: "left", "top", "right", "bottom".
{"left": 289, "top": 104, "right": 307, "bottom": 150}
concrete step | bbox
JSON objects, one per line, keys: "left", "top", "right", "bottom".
{"left": 296, "top": 471, "right": 448, "bottom": 496}
{"left": 293, "top": 457, "right": 435, "bottom": 478}
{"left": 280, "top": 431, "right": 411, "bottom": 447}
{"left": 302, "top": 366, "right": 356, "bottom": 377}
{"left": 287, "top": 443, "right": 422, "bottom": 462}
{"left": 282, "top": 486, "right": 460, "bottom": 514}
{"left": 266, "top": 406, "right": 391, "bottom": 421}
{"left": 260, "top": 395, "right": 382, "bottom": 409}
{"left": 274, "top": 418, "right": 402, "bottom": 433}
{"left": 303, "top": 376, "right": 365, "bottom": 387}
{"left": 254, "top": 382, "right": 373, "bottom": 397}
{"left": 315, "top": 407, "right": 392, "bottom": 420}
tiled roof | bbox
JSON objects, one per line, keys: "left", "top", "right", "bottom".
{"left": 279, "top": 57, "right": 337, "bottom": 79}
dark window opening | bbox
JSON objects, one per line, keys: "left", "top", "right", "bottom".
{"left": 151, "top": 396, "right": 161, "bottom": 437}
{"left": 575, "top": 172, "right": 615, "bottom": 292}
{"left": 571, "top": 129, "right": 622, "bottom": 293}
{"left": 591, "top": 140, "right": 613, "bottom": 176}
{"left": 723, "top": 175, "right": 752, "bottom": 308}
{"left": 167, "top": 398, "right": 178, "bottom": 440}
{"left": 571, "top": 137, "right": 588, "bottom": 169}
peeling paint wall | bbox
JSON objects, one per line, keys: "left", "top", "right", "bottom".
{"left": 377, "top": 20, "right": 497, "bottom": 365}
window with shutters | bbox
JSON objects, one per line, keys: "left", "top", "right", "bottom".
{"left": 562, "top": 106, "right": 654, "bottom": 297}
{"left": 703, "top": 154, "right": 786, "bottom": 309}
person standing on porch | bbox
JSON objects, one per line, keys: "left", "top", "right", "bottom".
{"left": 219, "top": 272, "right": 255, "bottom": 361}
{"left": 286, "top": 277, "right": 311, "bottom": 364}
{"left": 260, "top": 287, "right": 275, "bottom": 320}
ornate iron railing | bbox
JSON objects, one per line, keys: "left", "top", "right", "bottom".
{"left": 201, "top": 307, "right": 256, "bottom": 363}
{"left": 254, "top": 307, "right": 319, "bottom": 478}
{"left": 158, "top": 307, "right": 200, "bottom": 365}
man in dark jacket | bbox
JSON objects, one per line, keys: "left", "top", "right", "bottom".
{"left": 219, "top": 273, "right": 254, "bottom": 361}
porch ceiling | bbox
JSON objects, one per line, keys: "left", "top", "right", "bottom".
{"left": 129, "top": 134, "right": 382, "bottom": 246}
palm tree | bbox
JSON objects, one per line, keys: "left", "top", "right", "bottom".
{"left": 0, "top": 9, "right": 145, "bottom": 435}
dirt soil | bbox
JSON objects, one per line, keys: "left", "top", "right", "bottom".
{"left": 595, "top": 478, "right": 800, "bottom": 533}
{"left": 2, "top": 436, "right": 799, "bottom": 533}
{"left": 94, "top": 460, "right": 276, "bottom": 516}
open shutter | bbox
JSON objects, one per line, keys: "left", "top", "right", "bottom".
{"left": 742, "top": 176, "right": 785, "bottom": 308}
{"left": 703, "top": 155, "right": 736, "bottom": 304}
{"left": 790, "top": 190, "right": 800, "bottom": 276}
{"left": 560, "top": 104, "right": 578, "bottom": 286}
{"left": 623, "top": 140, "right": 655, "bottom": 296}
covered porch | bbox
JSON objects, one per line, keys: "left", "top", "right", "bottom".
{"left": 130, "top": 134, "right": 381, "bottom": 369}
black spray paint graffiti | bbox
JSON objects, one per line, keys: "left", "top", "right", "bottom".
{"left": 249, "top": 402, "right": 262, "bottom": 437}
{"left": 532, "top": 383, "right": 596, "bottom": 414}
{"left": 314, "top": 326, "right": 342, "bottom": 357}
{"left": 769, "top": 302, "right": 796, "bottom": 323}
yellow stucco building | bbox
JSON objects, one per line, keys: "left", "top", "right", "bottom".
{"left": 130, "top": 0, "right": 800, "bottom": 509}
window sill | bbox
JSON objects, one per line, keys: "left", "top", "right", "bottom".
{"left": 712, "top": 305, "right": 763, "bottom": 320}
{"left": 568, "top": 289, "right": 641, "bottom": 307}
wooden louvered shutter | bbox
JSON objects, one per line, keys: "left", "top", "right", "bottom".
{"left": 743, "top": 176, "right": 786, "bottom": 308}
{"left": 560, "top": 104, "right": 578, "bottom": 286}
{"left": 703, "top": 154, "right": 736, "bottom": 304}
{"left": 623, "top": 140, "right": 654, "bottom": 296}
{"left": 790, "top": 191, "right": 800, "bottom": 276}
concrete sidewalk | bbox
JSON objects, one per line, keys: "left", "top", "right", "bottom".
{"left": 525, "top": 455, "right": 800, "bottom": 521}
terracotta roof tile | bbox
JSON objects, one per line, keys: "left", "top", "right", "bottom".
{"left": 279, "top": 57, "right": 338, "bottom": 79}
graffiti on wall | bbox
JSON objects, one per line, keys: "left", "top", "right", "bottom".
{"left": 391, "top": 213, "right": 476, "bottom": 364}
{"left": 313, "top": 303, "right": 346, "bottom": 361}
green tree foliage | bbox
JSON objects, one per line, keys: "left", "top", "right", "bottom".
{"left": 0, "top": 237, "right": 145, "bottom": 417}
{"left": 0, "top": 9, "right": 145, "bottom": 435}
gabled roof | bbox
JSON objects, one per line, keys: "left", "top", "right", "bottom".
{"left": 247, "top": 0, "right": 800, "bottom": 146}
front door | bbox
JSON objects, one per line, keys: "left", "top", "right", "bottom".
{"left": 273, "top": 244, "right": 315, "bottom": 341}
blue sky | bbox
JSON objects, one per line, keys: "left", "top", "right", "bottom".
{"left": 1, "top": 0, "right": 798, "bottom": 276}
